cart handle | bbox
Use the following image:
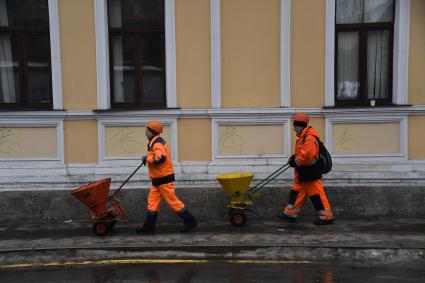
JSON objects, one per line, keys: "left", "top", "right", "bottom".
{"left": 111, "top": 161, "right": 145, "bottom": 198}
{"left": 248, "top": 163, "right": 290, "bottom": 195}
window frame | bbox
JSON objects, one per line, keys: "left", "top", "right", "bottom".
{"left": 334, "top": 1, "right": 395, "bottom": 107}
{"left": 107, "top": 0, "right": 167, "bottom": 110}
{"left": 0, "top": 4, "right": 53, "bottom": 110}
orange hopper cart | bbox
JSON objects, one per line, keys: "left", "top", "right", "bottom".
{"left": 71, "top": 162, "right": 144, "bottom": 236}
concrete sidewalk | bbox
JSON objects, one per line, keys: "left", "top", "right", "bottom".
{"left": 0, "top": 217, "right": 424, "bottom": 266}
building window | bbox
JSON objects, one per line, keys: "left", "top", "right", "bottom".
{"left": 335, "top": 0, "right": 394, "bottom": 106}
{"left": 108, "top": 0, "right": 165, "bottom": 109}
{"left": 0, "top": 0, "right": 52, "bottom": 110}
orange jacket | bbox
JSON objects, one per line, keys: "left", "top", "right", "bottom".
{"left": 295, "top": 126, "right": 320, "bottom": 166}
{"left": 146, "top": 135, "right": 174, "bottom": 185}
{"left": 294, "top": 127, "right": 320, "bottom": 182}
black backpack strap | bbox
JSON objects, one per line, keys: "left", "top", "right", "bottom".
{"left": 301, "top": 130, "right": 320, "bottom": 160}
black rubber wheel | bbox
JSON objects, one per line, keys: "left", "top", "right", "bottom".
{"left": 93, "top": 221, "right": 109, "bottom": 236}
{"left": 230, "top": 212, "right": 247, "bottom": 227}
{"left": 108, "top": 220, "right": 117, "bottom": 229}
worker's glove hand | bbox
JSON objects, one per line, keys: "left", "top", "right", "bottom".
{"left": 288, "top": 154, "right": 296, "bottom": 167}
{"left": 142, "top": 155, "right": 147, "bottom": 165}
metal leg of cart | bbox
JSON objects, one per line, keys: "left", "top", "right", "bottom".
{"left": 227, "top": 164, "right": 291, "bottom": 227}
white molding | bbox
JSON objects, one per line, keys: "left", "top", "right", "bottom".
{"left": 63, "top": 110, "right": 96, "bottom": 120}
{"left": 94, "top": 0, "right": 111, "bottom": 110}
{"left": 165, "top": 0, "right": 177, "bottom": 108}
{"left": 211, "top": 0, "right": 221, "bottom": 108}
{"left": 212, "top": 117, "right": 291, "bottom": 161}
{"left": 0, "top": 119, "right": 64, "bottom": 163}
{"left": 0, "top": 119, "right": 63, "bottom": 126}
{"left": 48, "top": 0, "right": 63, "bottom": 110}
{"left": 98, "top": 118, "right": 178, "bottom": 162}
{"left": 0, "top": 106, "right": 422, "bottom": 120}
{"left": 180, "top": 109, "right": 210, "bottom": 118}
{"left": 322, "top": 106, "right": 414, "bottom": 117}
{"left": 325, "top": 0, "right": 410, "bottom": 106}
{"left": 325, "top": 0, "right": 335, "bottom": 107}
{"left": 0, "top": 111, "right": 67, "bottom": 119}
{"left": 407, "top": 105, "right": 425, "bottom": 115}
{"left": 57, "top": 120, "right": 65, "bottom": 163}
{"left": 95, "top": 109, "right": 181, "bottom": 119}
{"left": 393, "top": 0, "right": 411, "bottom": 105}
{"left": 4, "top": 161, "right": 425, "bottom": 186}
{"left": 325, "top": 115, "right": 407, "bottom": 160}
{"left": 280, "top": 0, "right": 291, "bottom": 107}
{"left": 209, "top": 107, "right": 299, "bottom": 118}
{"left": 94, "top": 0, "right": 177, "bottom": 109}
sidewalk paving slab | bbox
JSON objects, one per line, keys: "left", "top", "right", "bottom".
{"left": 0, "top": 217, "right": 424, "bottom": 266}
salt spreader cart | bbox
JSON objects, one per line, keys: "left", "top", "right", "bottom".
{"left": 71, "top": 162, "right": 144, "bottom": 236}
{"left": 216, "top": 163, "right": 290, "bottom": 227}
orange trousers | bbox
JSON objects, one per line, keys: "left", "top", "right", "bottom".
{"left": 283, "top": 178, "right": 333, "bottom": 220}
{"left": 147, "top": 182, "right": 185, "bottom": 213}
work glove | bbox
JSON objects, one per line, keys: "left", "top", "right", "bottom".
{"left": 288, "top": 154, "right": 296, "bottom": 167}
{"left": 142, "top": 155, "right": 147, "bottom": 166}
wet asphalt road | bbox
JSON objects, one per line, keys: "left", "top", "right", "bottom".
{"left": 1, "top": 262, "right": 425, "bottom": 283}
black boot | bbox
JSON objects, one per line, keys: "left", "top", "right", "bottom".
{"left": 136, "top": 211, "right": 158, "bottom": 234}
{"left": 177, "top": 209, "right": 198, "bottom": 233}
{"left": 276, "top": 211, "right": 296, "bottom": 223}
{"left": 313, "top": 218, "right": 333, "bottom": 225}
{"left": 310, "top": 195, "right": 333, "bottom": 225}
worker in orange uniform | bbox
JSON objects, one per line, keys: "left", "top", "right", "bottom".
{"left": 136, "top": 120, "right": 198, "bottom": 234}
{"left": 277, "top": 113, "right": 334, "bottom": 225}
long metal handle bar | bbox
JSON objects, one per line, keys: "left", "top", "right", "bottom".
{"left": 112, "top": 161, "right": 145, "bottom": 197}
{"left": 248, "top": 163, "right": 290, "bottom": 195}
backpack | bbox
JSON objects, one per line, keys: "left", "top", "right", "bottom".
{"left": 314, "top": 136, "right": 332, "bottom": 174}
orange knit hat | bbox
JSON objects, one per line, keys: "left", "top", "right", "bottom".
{"left": 147, "top": 120, "right": 163, "bottom": 134}
{"left": 293, "top": 113, "right": 309, "bottom": 127}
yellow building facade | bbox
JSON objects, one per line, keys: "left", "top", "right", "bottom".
{"left": 0, "top": 0, "right": 424, "bottom": 186}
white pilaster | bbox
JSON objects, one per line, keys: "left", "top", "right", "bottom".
{"left": 94, "top": 0, "right": 111, "bottom": 109}
{"left": 280, "top": 0, "right": 291, "bottom": 107}
{"left": 211, "top": 0, "right": 221, "bottom": 108}
{"left": 48, "top": 0, "right": 63, "bottom": 110}
{"left": 325, "top": 0, "right": 336, "bottom": 107}
{"left": 165, "top": 0, "right": 177, "bottom": 108}
{"left": 393, "top": 0, "right": 411, "bottom": 105}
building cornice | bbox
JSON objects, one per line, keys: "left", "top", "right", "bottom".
{"left": 0, "top": 105, "right": 425, "bottom": 120}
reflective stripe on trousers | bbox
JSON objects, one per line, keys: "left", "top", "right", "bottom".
{"left": 283, "top": 178, "right": 333, "bottom": 219}
{"left": 284, "top": 204, "right": 300, "bottom": 218}
{"left": 319, "top": 209, "right": 334, "bottom": 220}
